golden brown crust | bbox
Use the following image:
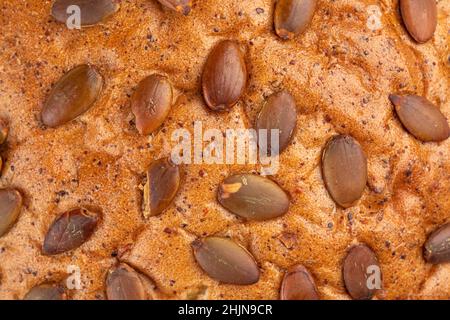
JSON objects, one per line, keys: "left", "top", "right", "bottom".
{"left": 0, "top": 0, "right": 449, "bottom": 300}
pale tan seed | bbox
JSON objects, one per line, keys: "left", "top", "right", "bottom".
{"left": 274, "top": 0, "right": 317, "bottom": 40}
{"left": 389, "top": 94, "right": 450, "bottom": 142}
{"left": 192, "top": 237, "right": 260, "bottom": 285}
{"left": 322, "top": 135, "right": 367, "bottom": 208}
{"left": 280, "top": 265, "right": 320, "bottom": 300}
{"left": 131, "top": 74, "right": 173, "bottom": 135}
{"left": 400, "top": 0, "right": 437, "bottom": 43}
{"left": 142, "top": 158, "right": 180, "bottom": 218}
{"left": 52, "top": 0, "right": 119, "bottom": 26}
{"left": 157, "top": 0, "right": 192, "bottom": 15}
{"left": 218, "top": 174, "right": 290, "bottom": 221}
{"left": 41, "top": 64, "right": 103, "bottom": 127}
{"left": 202, "top": 40, "right": 247, "bottom": 111}
{"left": 0, "top": 188, "right": 23, "bottom": 237}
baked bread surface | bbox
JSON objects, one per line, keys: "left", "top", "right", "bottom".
{"left": 0, "top": 0, "right": 449, "bottom": 299}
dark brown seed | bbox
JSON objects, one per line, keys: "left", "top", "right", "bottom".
{"left": 424, "top": 223, "right": 450, "bottom": 264}
{"left": 131, "top": 74, "right": 173, "bottom": 135}
{"left": 256, "top": 91, "right": 297, "bottom": 153}
{"left": 0, "top": 188, "right": 23, "bottom": 237}
{"left": 274, "top": 0, "right": 317, "bottom": 40}
{"left": 43, "top": 208, "right": 100, "bottom": 255}
{"left": 280, "top": 265, "right": 319, "bottom": 300}
{"left": 389, "top": 94, "right": 450, "bottom": 142}
{"left": 23, "top": 284, "right": 66, "bottom": 300}
{"left": 41, "top": 64, "right": 103, "bottom": 127}
{"left": 202, "top": 40, "right": 247, "bottom": 111}
{"left": 192, "top": 237, "right": 260, "bottom": 285}
{"left": 400, "top": 0, "right": 437, "bottom": 43}
{"left": 343, "top": 244, "right": 381, "bottom": 300}
{"left": 143, "top": 158, "right": 180, "bottom": 218}
{"left": 0, "top": 118, "right": 8, "bottom": 145}
{"left": 157, "top": 0, "right": 192, "bottom": 15}
{"left": 322, "top": 135, "right": 367, "bottom": 208}
{"left": 52, "top": 0, "right": 119, "bottom": 26}
{"left": 106, "top": 263, "right": 152, "bottom": 300}
{"left": 217, "top": 174, "right": 290, "bottom": 221}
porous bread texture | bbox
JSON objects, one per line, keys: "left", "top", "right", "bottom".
{"left": 0, "top": 0, "right": 449, "bottom": 299}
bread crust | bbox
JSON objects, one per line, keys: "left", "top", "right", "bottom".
{"left": 0, "top": 0, "right": 449, "bottom": 300}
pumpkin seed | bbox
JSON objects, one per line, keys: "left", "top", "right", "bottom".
{"left": 343, "top": 244, "right": 380, "bottom": 300}
{"left": 157, "top": 0, "right": 192, "bottom": 15}
{"left": 52, "top": 0, "right": 119, "bottom": 26}
{"left": 256, "top": 91, "right": 297, "bottom": 153}
{"left": 424, "top": 223, "right": 450, "bottom": 264}
{"left": 400, "top": 0, "right": 437, "bottom": 43}
{"left": 41, "top": 64, "right": 103, "bottom": 127}
{"left": 280, "top": 265, "right": 319, "bottom": 300}
{"left": 24, "top": 284, "right": 66, "bottom": 300}
{"left": 274, "top": 0, "right": 317, "bottom": 40}
{"left": 218, "top": 174, "right": 290, "bottom": 221}
{"left": 106, "top": 263, "right": 151, "bottom": 300}
{"left": 43, "top": 208, "right": 100, "bottom": 255}
{"left": 389, "top": 94, "right": 450, "bottom": 142}
{"left": 131, "top": 74, "right": 173, "bottom": 135}
{"left": 192, "top": 237, "right": 260, "bottom": 285}
{"left": 202, "top": 40, "right": 247, "bottom": 111}
{"left": 142, "top": 158, "right": 180, "bottom": 218}
{"left": 0, "top": 118, "right": 7, "bottom": 145}
{"left": 0, "top": 188, "right": 23, "bottom": 237}
{"left": 322, "top": 135, "right": 367, "bottom": 208}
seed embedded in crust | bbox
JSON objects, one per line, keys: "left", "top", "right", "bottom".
{"left": 157, "top": 0, "right": 192, "bottom": 15}
{"left": 343, "top": 244, "right": 381, "bottom": 300}
{"left": 43, "top": 208, "right": 100, "bottom": 255}
{"left": 0, "top": 118, "right": 8, "bottom": 145}
{"left": 131, "top": 74, "right": 173, "bottom": 135}
{"left": 274, "top": 0, "right": 317, "bottom": 40}
{"left": 217, "top": 174, "right": 290, "bottom": 221}
{"left": 52, "top": 0, "right": 119, "bottom": 26}
{"left": 0, "top": 188, "right": 23, "bottom": 237}
{"left": 192, "top": 237, "right": 260, "bottom": 285}
{"left": 389, "top": 94, "right": 450, "bottom": 142}
{"left": 23, "top": 284, "right": 66, "bottom": 300}
{"left": 399, "top": 0, "right": 437, "bottom": 43}
{"left": 142, "top": 158, "right": 180, "bottom": 218}
{"left": 424, "top": 223, "right": 450, "bottom": 264}
{"left": 321, "top": 135, "right": 367, "bottom": 208}
{"left": 280, "top": 265, "right": 320, "bottom": 300}
{"left": 256, "top": 91, "right": 297, "bottom": 153}
{"left": 41, "top": 64, "right": 103, "bottom": 128}
{"left": 202, "top": 40, "right": 247, "bottom": 111}
{"left": 106, "top": 263, "right": 154, "bottom": 300}
{"left": 0, "top": 119, "right": 8, "bottom": 175}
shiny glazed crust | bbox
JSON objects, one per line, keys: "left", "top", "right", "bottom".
{"left": 0, "top": 0, "right": 449, "bottom": 299}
